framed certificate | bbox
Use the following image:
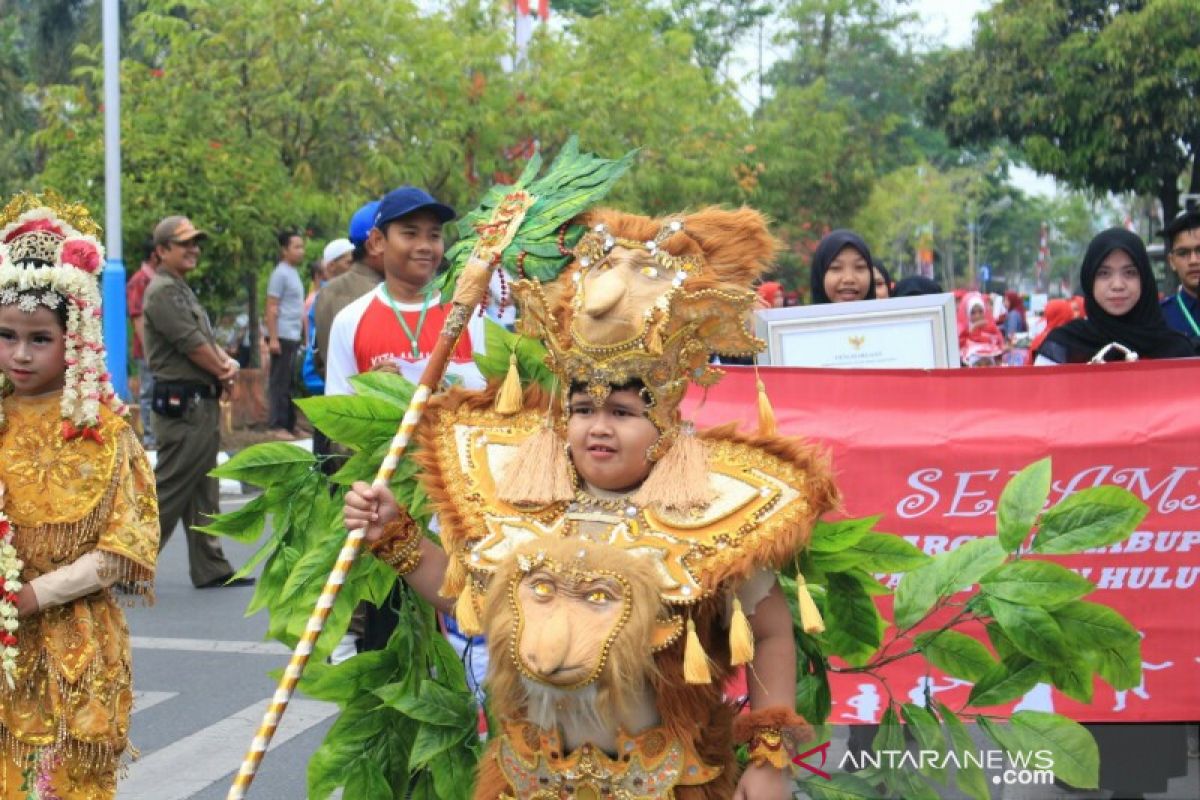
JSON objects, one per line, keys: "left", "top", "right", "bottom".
{"left": 754, "top": 294, "right": 959, "bottom": 369}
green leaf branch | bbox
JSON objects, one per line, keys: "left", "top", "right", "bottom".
{"left": 792, "top": 458, "right": 1149, "bottom": 796}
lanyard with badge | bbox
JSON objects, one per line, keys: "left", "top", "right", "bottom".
{"left": 1176, "top": 289, "right": 1200, "bottom": 337}
{"left": 382, "top": 284, "right": 434, "bottom": 358}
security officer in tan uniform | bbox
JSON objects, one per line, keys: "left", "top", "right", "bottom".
{"left": 143, "top": 216, "right": 253, "bottom": 588}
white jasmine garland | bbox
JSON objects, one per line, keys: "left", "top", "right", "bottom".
{"left": 0, "top": 207, "right": 127, "bottom": 434}
{"left": 0, "top": 510, "right": 20, "bottom": 689}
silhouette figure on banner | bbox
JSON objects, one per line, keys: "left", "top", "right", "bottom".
{"left": 842, "top": 684, "right": 881, "bottom": 723}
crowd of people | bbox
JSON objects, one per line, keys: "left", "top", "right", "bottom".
{"left": 753, "top": 213, "right": 1200, "bottom": 368}
{"left": 1, "top": 178, "right": 1197, "bottom": 798}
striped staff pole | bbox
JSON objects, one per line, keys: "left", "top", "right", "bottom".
{"left": 227, "top": 195, "right": 533, "bottom": 799}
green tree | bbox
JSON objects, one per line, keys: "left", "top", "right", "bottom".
{"left": 928, "top": 0, "right": 1200, "bottom": 221}
{"left": 522, "top": 0, "right": 750, "bottom": 213}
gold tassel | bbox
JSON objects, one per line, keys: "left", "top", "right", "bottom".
{"left": 439, "top": 552, "right": 468, "bottom": 598}
{"left": 496, "top": 425, "right": 575, "bottom": 506}
{"left": 455, "top": 587, "right": 484, "bottom": 636}
{"left": 646, "top": 321, "right": 664, "bottom": 356}
{"left": 495, "top": 353, "right": 523, "bottom": 415}
{"left": 729, "top": 596, "right": 755, "bottom": 666}
{"left": 683, "top": 618, "right": 712, "bottom": 684}
{"left": 756, "top": 378, "right": 777, "bottom": 436}
{"left": 630, "top": 427, "right": 714, "bottom": 512}
{"left": 795, "top": 572, "right": 824, "bottom": 634}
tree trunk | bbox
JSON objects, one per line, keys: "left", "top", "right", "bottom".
{"left": 1160, "top": 181, "right": 1179, "bottom": 226}
{"left": 247, "top": 269, "right": 260, "bottom": 369}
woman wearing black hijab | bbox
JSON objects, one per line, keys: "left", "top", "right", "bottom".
{"left": 810, "top": 230, "right": 877, "bottom": 304}
{"left": 1035, "top": 228, "right": 1195, "bottom": 363}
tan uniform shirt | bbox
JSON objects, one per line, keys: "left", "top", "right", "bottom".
{"left": 313, "top": 260, "right": 383, "bottom": 377}
{"left": 143, "top": 271, "right": 220, "bottom": 385}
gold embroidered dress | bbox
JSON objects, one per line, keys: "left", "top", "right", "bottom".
{"left": 0, "top": 393, "right": 158, "bottom": 799}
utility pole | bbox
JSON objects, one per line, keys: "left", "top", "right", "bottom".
{"left": 101, "top": 0, "right": 127, "bottom": 399}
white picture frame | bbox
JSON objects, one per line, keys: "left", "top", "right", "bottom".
{"left": 754, "top": 294, "right": 960, "bottom": 369}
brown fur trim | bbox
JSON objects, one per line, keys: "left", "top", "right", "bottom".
{"left": 650, "top": 597, "right": 739, "bottom": 800}
{"left": 732, "top": 706, "right": 811, "bottom": 744}
{"left": 413, "top": 382, "right": 555, "bottom": 581}
{"left": 694, "top": 422, "right": 840, "bottom": 586}
{"left": 471, "top": 739, "right": 511, "bottom": 800}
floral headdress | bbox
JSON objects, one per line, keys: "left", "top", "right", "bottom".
{"left": 498, "top": 206, "right": 779, "bottom": 512}
{"left": 0, "top": 192, "right": 126, "bottom": 438}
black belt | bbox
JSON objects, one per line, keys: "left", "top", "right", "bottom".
{"left": 161, "top": 380, "right": 221, "bottom": 399}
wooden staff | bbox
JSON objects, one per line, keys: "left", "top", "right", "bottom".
{"left": 227, "top": 194, "right": 531, "bottom": 799}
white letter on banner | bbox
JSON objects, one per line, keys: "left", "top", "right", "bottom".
{"left": 946, "top": 470, "right": 998, "bottom": 517}
{"left": 1110, "top": 467, "right": 1199, "bottom": 514}
{"left": 897, "top": 469, "right": 941, "bottom": 518}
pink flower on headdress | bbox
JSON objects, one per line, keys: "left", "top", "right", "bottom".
{"left": 4, "top": 218, "right": 64, "bottom": 243}
{"left": 61, "top": 239, "right": 102, "bottom": 273}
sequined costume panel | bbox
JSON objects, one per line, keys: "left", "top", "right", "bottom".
{"left": 0, "top": 394, "right": 159, "bottom": 798}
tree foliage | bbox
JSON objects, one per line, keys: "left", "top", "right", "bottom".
{"left": 793, "top": 457, "right": 1148, "bottom": 797}
{"left": 928, "top": 0, "right": 1200, "bottom": 220}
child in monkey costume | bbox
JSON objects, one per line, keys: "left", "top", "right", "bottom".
{"left": 345, "top": 206, "right": 837, "bottom": 799}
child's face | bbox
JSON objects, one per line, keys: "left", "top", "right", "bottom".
{"left": 566, "top": 388, "right": 659, "bottom": 492}
{"left": 0, "top": 304, "right": 67, "bottom": 396}
{"left": 824, "top": 246, "right": 872, "bottom": 302}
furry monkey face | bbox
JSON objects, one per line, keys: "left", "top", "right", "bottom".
{"left": 509, "top": 559, "right": 631, "bottom": 690}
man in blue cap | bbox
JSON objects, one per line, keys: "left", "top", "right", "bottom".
{"left": 324, "top": 185, "right": 486, "bottom": 396}
{"left": 312, "top": 200, "right": 384, "bottom": 380}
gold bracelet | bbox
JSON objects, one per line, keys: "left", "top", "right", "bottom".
{"left": 746, "top": 727, "right": 788, "bottom": 769}
{"left": 371, "top": 515, "right": 423, "bottom": 573}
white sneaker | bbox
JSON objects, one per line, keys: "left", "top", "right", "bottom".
{"left": 328, "top": 634, "right": 359, "bottom": 665}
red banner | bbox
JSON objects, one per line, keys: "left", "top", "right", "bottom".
{"left": 684, "top": 361, "right": 1200, "bottom": 722}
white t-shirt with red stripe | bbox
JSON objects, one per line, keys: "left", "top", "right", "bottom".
{"left": 325, "top": 284, "right": 487, "bottom": 396}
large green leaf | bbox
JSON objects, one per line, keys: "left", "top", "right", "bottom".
{"left": 901, "top": 703, "right": 948, "bottom": 782}
{"left": 872, "top": 705, "right": 904, "bottom": 752}
{"left": 996, "top": 457, "right": 1051, "bottom": 550}
{"left": 196, "top": 492, "right": 270, "bottom": 543}
{"left": 210, "top": 442, "right": 316, "bottom": 486}
{"left": 408, "top": 721, "right": 470, "bottom": 769}
{"left": 893, "top": 561, "right": 940, "bottom": 629}
{"left": 379, "top": 680, "right": 476, "bottom": 729}
{"left": 915, "top": 630, "right": 997, "bottom": 683}
{"left": 296, "top": 394, "right": 405, "bottom": 450}
{"left": 933, "top": 536, "right": 1008, "bottom": 596}
{"left": 1094, "top": 641, "right": 1143, "bottom": 691}
{"left": 812, "top": 531, "right": 930, "bottom": 573}
{"left": 979, "top": 560, "right": 1094, "bottom": 607}
{"left": 807, "top": 516, "right": 876, "bottom": 553}
{"left": 936, "top": 702, "right": 990, "bottom": 800}
{"left": 801, "top": 774, "right": 882, "bottom": 800}
{"left": 1047, "top": 652, "right": 1095, "bottom": 704}
{"left": 987, "top": 598, "right": 1069, "bottom": 663}
{"left": 1050, "top": 600, "right": 1140, "bottom": 649}
{"left": 1032, "top": 485, "right": 1148, "bottom": 554}
{"left": 347, "top": 370, "right": 416, "bottom": 408}
{"left": 968, "top": 656, "right": 1046, "bottom": 707}
{"left": 1008, "top": 711, "right": 1099, "bottom": 789}
{"left": 821, "top": 572, "right": 886, "bottom": 665}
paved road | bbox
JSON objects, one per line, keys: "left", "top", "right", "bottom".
{"left": 122, "top": 495, "right": 1197, "bottom": 800}
{"left": 123, "top": 493, "right": 337, "bottom": 800}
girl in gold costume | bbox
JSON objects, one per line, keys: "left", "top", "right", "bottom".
{"left": 0, "top": 196, "right": 158, "bottom": 799}
{"left": 345, "top": 206, "right": 836, "bottom": 799}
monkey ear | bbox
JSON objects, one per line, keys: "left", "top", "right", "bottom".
{"left": 651, "top": 614, "right": 684, "bottom": 652}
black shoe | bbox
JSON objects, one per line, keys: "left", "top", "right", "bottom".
{"left": 197, "top": 574, "right": 256, "bottom": 589}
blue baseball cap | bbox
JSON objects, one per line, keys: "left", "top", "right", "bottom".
{"left": 348, "top": 200, "right": 381, "bottom": 245}
{"left": 374, "top": 186, "right": 456, "bottom": 229}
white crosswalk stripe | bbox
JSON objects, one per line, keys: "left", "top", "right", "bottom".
{"left": 132, "top": 690, "right": 178, "bottom": 714}
{"left": 131, "top": 635, "right": 290, "bottom": 656}
{"left": 122, "top": 698, "right": 338, "bottom": 800}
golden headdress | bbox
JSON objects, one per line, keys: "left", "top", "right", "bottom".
{"left": 0, "top": 192, "right": 127, "bottom": 437}
{"left": 497, "top": 206, "right": 778, "bottom": 510}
